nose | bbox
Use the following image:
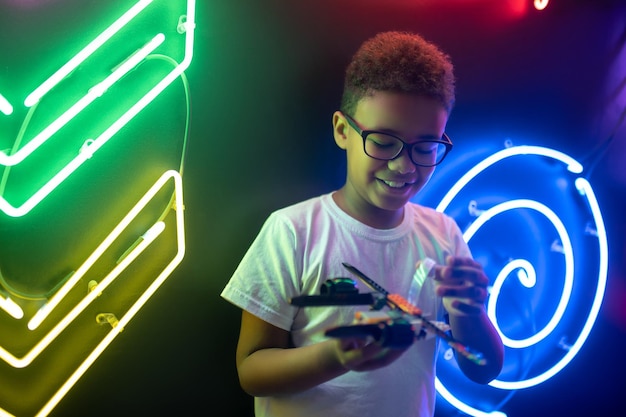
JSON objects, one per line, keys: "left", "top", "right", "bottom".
{"left": 387, "top": 148, "right": 416, "bottom": 174}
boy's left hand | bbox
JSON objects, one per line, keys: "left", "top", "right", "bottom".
{"left": 433, "top": 256, "right": 489, "bottom": 316}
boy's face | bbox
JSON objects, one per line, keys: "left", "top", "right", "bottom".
{"left": 333, "top": 91, "right": 448, "bottom": 227}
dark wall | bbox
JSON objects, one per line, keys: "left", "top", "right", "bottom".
{"left": 17, "top": 1, "right": 626, "bottom": 416}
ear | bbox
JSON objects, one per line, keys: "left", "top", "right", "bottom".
{"left": 332, "top": 111, "right": 349, "bottom": 150}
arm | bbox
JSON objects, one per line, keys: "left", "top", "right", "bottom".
{"left": 434, "top": 256, "right": 504, "bottom": 384}
{"left": 235, "top": 310, "right": 410, "bottom": 397}
{"left": 447, "top": 307, "right": 504, "bottom": 384}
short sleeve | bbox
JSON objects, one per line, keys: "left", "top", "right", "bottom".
{"left": 220, "top": 212, "right": 302, "bottom": 331}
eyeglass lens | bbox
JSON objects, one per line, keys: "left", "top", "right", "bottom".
{"left": 363, "top": 132, "right": 447, "bottom": 166}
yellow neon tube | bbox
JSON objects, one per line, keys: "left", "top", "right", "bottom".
{"left": 36, "top": 170, "right": 185, "bottom": 417}
{"left": 0, "top": 294, "right": 23, "bottom": 320}
{"left": 0, "top": 408, "right": 15, "bottom": 417}
{"left": 0, "top": 170, "right": 184, "bottom": 368}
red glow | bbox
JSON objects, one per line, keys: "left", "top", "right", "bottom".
{"left": 507, "top": 0, "right": 530, "bottom": 18}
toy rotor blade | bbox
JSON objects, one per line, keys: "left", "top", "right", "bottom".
{"left": 342, "top": 262, "right": 389, "bottom": 295}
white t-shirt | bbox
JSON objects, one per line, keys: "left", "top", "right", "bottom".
{"left": 221, "top": 193, "right": 471, "bottom": 417}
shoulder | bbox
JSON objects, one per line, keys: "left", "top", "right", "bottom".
{"left": 268, "top": 194, "right": 333, "bottom": 226}
{"left": 255, "top": 194, "right": 331, "bottom": 238}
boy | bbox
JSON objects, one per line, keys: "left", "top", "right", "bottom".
{"left": 221, "top": 31, "right": 504, "bottom": 417}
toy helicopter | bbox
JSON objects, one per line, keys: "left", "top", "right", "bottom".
{"left": 290, "top": 262, "right": 486, "bottom": 366}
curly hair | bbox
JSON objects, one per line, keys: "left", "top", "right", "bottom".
{"left": 340, "top": 31, "right": 455, "bottom": 116}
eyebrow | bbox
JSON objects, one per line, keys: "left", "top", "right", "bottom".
{"left": 367, "top": 127, "right": 443, "bottom": 142}
{"left": 345, "top": 113, "right": 444, "bottom": 142}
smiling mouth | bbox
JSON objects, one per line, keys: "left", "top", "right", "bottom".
{"left": 380, "top": 179, "right": 414, "bottom": 189}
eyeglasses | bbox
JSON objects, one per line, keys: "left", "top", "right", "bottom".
{"left": 343, "top": 112, "right": 453, "bottom": 167}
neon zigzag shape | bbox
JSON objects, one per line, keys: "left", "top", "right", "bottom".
{"left": 0, "top": 169, "right": 185, "bottom": 417}
{"left": 0, "top": 0, "right": 196, "bottom": 217}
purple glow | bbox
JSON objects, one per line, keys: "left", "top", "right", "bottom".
{"left": 602, "top": 18, "right": 626, "bottom": 185}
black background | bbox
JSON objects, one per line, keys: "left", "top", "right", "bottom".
{"left": 2, "top": 1, "right": 625, "bottom": 416}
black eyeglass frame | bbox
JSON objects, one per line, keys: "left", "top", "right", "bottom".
{"left": 342, "top": 112, "right": 454, "bottom": 167}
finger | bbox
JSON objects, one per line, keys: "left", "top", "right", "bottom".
{"left": 449, "top": 299, "right": 484, "bottom": 316}
{"left": 437, "top": 284, "right": 488, "bottom": 302}
{"left": 446, "top": 256, "right": 482, "bottom": 269}
{"left": 442, "top": 267, "right": 489, "bottom": 287}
